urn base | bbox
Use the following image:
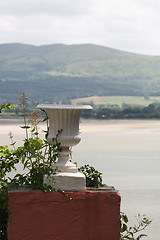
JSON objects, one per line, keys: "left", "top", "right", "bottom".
{"left": 44, "top": 172, "right": 86, "bottom": 191}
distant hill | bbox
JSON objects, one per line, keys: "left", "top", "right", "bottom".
{"left": 0, "top": 43, "right": 160, "bottom": 104}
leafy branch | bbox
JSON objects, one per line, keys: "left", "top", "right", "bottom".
{"left": 120, "top": 212, "right": 152, "bottom": 240}
{"left": 78, "top": 164, "right": 105, "bottom": 188}
{"left": 0, "top": 103, "right": 15, "bottom": 113}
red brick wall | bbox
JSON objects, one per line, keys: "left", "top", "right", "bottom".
{"left": 8, "top": 190, "right": 121, "bottom": 240}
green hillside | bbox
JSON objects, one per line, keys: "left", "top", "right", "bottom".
{"left": 0, "top": 43, "right": 160, "bottom": 104}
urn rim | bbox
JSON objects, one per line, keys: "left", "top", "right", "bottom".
{"left": 37, "top": 104, "right": 92, "bottom": 110}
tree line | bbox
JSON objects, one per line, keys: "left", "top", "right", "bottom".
{"left": 1, "top": 103, "right": 160, "bottom": 120}
{"left": 81, "top": 104, "right": 160, "bottom": 119}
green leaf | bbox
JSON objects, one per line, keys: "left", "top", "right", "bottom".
{"left": 20, "top": 126, "right": 30, "bottom": 129}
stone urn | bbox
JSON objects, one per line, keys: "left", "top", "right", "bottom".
{"left": 37, "top": 104, "right": 92, "bottom": 191}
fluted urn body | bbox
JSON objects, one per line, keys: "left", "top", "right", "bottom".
{"left": 37, "top": 104, "right": 92, "bottom": 191}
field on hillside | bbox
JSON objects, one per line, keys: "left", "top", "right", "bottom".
{"left": 71, "top": 96, "right": 160, "bottom": 107}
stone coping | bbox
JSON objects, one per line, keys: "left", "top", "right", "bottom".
{"left": 9, "top": 186, "right": 118, "bottom": 193}
{"left": 86, "top": 186, "right": 119, "bottom": 193}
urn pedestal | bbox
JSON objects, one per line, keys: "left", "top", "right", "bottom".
{"left": 37, "top": 104, "right": 92, "bottom": 191}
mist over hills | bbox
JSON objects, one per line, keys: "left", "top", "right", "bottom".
{"left": 0, "top": 43, "right": 160, "bottom": 104}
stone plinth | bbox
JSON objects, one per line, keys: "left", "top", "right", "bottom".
{"left": 8, "top": 189, "right": 121, "bottom": 240}
{"left": 44, "top": 172, "right": 86, "bottom": 191}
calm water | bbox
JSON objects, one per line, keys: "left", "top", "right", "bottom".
{"left": 0, "top": 119, "right": 160, "bottom": 239}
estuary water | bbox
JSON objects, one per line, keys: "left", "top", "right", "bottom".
{"left": 0, "top": 119, "right": 160, "bottom": 239}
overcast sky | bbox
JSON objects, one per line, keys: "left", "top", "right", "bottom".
{"left": 0, "top": 0, "right": 160, "bottom": 55}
